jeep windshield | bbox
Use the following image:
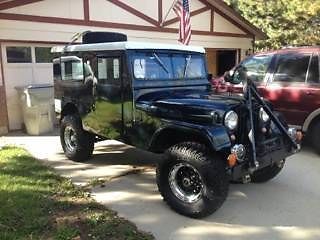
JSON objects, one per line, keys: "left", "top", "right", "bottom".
{"left": 130, "top": 52, "right": 207, "bottom": 81}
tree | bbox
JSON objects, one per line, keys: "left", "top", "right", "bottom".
{"left": 224, "top": 0, "right": 320, "bottom": 50}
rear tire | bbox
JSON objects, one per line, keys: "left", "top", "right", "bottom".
{"left": 60, "top": 114, "right": 94, "bottom": 162}
{"left": 156, "top": 142, "right": 229, "bottom": 218}
{"left": 251, "top": 160, "right": 285, "bottom": 183}
{"left": 311, "top": 121, "right": 320, "bottom": 154}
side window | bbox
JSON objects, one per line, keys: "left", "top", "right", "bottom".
{"left": 233, "top": 55, "right": 272, "bottom": 83}
{"left": 307, "top": 54, "right": 320, "bottom": 84}
{"left": 6, "top": 46, "right": 32, "bottom": 63}
{"left": 35, "top": 47, "right": 54, "bottom": 63}
{"left": 273, "top": 53, "right": 310, "bottom": 83}
{"left": 60, "top": 56, "right": 84, "bottom": 81}
{"left": 97, "top": 57, "right": 120, "bottom": 85}
{"left": 53, "top": 63, "right": 61, "bottom": 81}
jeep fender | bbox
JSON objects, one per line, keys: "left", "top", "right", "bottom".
{"left": 61, "top": 102, "right": 79, "bottom": 121}
{"left": 149, "top": 122, "right": 231, "bottom": 153}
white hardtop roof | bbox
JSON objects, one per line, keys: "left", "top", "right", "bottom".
{"left": 51, "top": 41, "right": 205, "bottom": 54}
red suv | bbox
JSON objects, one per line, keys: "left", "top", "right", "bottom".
{"left": 212, "top": 46, "right": 320, "bottom": 152}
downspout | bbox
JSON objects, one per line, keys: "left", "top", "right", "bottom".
{"left": 252, "top": 36, "right": 256, "bottom": 53}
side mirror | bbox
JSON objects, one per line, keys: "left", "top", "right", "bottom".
{"left": 207, "top": 73, "right": 213, "bottom": 81}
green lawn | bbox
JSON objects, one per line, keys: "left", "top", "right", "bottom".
{"left": 0, "top": 146, "right": 153, "bottom": 240}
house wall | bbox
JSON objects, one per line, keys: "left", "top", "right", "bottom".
{"left": 0, "top": 0, "right": 255, "bottom": 131}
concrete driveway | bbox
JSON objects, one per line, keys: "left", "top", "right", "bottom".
{"left": 1, "top": 130, "right": 320, "bottom": 240}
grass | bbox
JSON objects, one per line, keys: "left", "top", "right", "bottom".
{"left": 0, "top": 146, "right": 154, "bottom": 240}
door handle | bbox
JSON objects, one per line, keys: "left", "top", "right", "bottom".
{"left": 306, "top": 91, "right": 315, "bottom": 95}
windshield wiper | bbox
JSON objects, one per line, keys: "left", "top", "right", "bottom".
{"left": 152, "top": 53, "right": 169, "bottom": 74}
{"left": 184, "top": 55, "right": 191, "bottom": 78}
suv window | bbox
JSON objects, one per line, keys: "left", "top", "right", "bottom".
{"left": 307, "top": 54, "right": 320, "bottom": 84}
{"left": 233, "top": 55, "right": 272, "bottom": 83}
{"left": 273, "top": 53, "right": 311, "bottom": 83}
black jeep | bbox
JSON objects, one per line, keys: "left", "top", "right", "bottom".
{"left": 52, "top": 32, "right": 301, "bottom": 218}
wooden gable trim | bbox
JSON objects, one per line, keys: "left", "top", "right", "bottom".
{"left": 196, "top": 0, "right": 252, "bottom": 36}
{"left": 108, "top": 0, "right": 159, "bottom": 27}
{"left": 213, "top": 6, "right": 252, "bottom": 36}
{"left": 0, "top": 0, "right": 44, "bottom": 11}
{"left": 162, "top": 6, "right": 210, "bottom": 27}
{"left": 158, "top": 0, "right": 162, "bottom": 24}
{"left": 210, "top": 8, "right": 214, "bottom": 32}
{"left": 83, "top": 0, "right": 89, "bottom": 22}
{"left": 0, "top": 12, "right": 251, "bottom": 38}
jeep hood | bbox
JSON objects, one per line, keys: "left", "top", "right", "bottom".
{"left": 136, "top": 89, "right": 244, "bottom": 124}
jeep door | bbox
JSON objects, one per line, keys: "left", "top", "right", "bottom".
{"left": 264, "top": 52, "right": 315, "bottom": 126}
{"left": 82, "top": 53, "right": 124, "bottom": 139}
{"left": 54, "top": 55, "right": 94, "bottom": 117}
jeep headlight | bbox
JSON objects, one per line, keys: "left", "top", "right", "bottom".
{"left": 224, "top": 110, "right": 238, "bottom": 130}
{"left": 259, "top": 107, "right": 269, "bottom": 122}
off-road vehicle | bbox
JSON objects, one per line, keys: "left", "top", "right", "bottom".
{"left": 52, "top": 32, "right": 301, "bottom": 218}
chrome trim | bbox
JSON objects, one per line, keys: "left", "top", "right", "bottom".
{"left": 231, "top": 144, "right": 246, "bottom": 162}
{"left": 168, "top": 163, "right": 203, "bottom": 204}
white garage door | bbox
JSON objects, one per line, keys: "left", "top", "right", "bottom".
{"left": 1, "top": 43, "right": 54, "bottom": 130}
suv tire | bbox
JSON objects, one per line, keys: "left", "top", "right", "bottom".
{"left": 60, "top": 115, "right": 94, "bottom": 162}
{"left": 311, "top": 121, "right": 320, "bottom": 154}
{"left": 156, "top": 142, "right": 229, "bottom": 218}
{"left": 251, "top": 160, "right": 285, "bottom": 183}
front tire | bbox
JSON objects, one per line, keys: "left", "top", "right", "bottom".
{"left": 60, "top": 114, "right": 94, "bottom": 162}
{"left": 156, "top": 142, "right": 229, "bottom": 218}
{"left": 251, "top": 160, "right": 285, "bottom": 183}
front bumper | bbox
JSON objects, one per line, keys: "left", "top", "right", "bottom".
{"left": 230, "top": 135, "right": 299, "bottom": 180}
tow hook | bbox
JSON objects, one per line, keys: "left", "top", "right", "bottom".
{"left": 242, "top": 174, "right": 251, "bottom": 184}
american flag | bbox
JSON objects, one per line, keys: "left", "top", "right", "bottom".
{"left": 173, "top": 0, "right": 191, "bottom": 45}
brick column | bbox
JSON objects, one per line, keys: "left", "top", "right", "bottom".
{"left": 0, "top": 43, "right": 8, "bottom": 135}
{"left": 0, "top": 86, "right": 8, "bottom": 135}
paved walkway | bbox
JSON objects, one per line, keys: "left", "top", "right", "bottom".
{"left": 1, "top": 130, "right": 320, "bottom": 240}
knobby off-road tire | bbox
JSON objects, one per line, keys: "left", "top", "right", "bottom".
{"left": 251, "top": 160, "right": 285, "bottom": 183}
{"left": 60, "top": 114, "right": 94, "bottom": 162}
{"left": 311, "top": 121, "right": 320, "bottom": 154}
{"left": 156, "top": 142, "right": 229, "bottom": 218}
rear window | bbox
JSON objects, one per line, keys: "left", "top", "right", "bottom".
{"left": 273, "top": 53, "right": 311, "bottom": 83}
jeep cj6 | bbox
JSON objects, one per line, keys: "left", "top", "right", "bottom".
{"left": 52, "top": 32, "right": 301, "bottom": 218}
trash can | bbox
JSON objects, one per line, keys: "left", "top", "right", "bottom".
{"left": 15, "top": 84, "right": 54, "bottom": 135}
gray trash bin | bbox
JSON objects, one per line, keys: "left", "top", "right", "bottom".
{"left": 15, "top": 84, "right": 54, "bottom": 135}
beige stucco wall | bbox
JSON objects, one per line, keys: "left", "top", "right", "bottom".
{"left": 2, "top": 0, "right": 84, "bottom": 19}
{"left": 1, "top": 0, "right": 251, "bottom": 50}
{"left": 0, "top": 20, "right": 252, "bottom": 50}
{"left": 0, "top": 0, "right": 255, "bottom": 130}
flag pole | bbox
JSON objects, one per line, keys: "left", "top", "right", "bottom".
{"left": 160, "top": 0, "right": 179, "bottom": 27}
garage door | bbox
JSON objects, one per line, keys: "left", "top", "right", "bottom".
{"left": 1, "top": 43, "right": 54, "bottom": 130}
